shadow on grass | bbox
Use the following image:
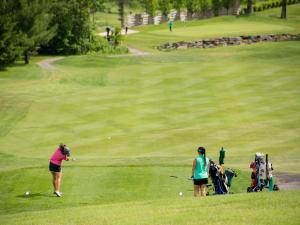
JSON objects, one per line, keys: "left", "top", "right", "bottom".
{"left": 17, "top": 192, "right": 56, "bottom": 199}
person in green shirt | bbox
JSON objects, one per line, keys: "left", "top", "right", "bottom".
{"left": 191, "top": 146, "right": 210, "bottom": 197}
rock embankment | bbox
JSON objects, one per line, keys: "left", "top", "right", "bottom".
{"left": 158, "top": 33, "right": 300, "bottom": 50}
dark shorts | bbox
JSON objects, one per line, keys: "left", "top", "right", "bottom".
{"left": 194, "top": 178, "right": 208, "bottom": 186}
{"left": 49, "top": 162, "right": 61, "bottom": 173}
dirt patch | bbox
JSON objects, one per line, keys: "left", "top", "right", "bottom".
{"left": 275, "top": 173, "right": 300, "bottom": 190}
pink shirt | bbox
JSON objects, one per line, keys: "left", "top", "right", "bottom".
{"left": 50, "top": 148, "right": 67, "bottom": 166}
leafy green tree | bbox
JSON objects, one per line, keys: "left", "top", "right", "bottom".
{"left": 172, "top": 0, "right": 185, "bottom": 18}
{"left": 0, "top": 1, "right": 22, "bottom": 69}
{"left": 15, "top": 0, "right": 56, "bottom": 64}
{"left": 87, "top": 0, "right": 105, "bottom": 25}
{"left": 44, "top": 0, "right": 92, "bottom": 54}
{"left": 158, "top": 0, "right": 172, "bottom": 17}
{"left": 199, "top": 0, "right": 210, "bottom": 15}
{"left": 185, "top": 0, "right": 198, "bottom": 18}
{"left": 141, "top": 0, "right": 158, "bottom": 17}
{"left": 222, "top": 0, "right": 234, "bottom": 14}
{"left": 247, "top": 0, "right": 253, "bottom": 14}
{"left": 212, "top": 0, "right": 221, "bottom": 16}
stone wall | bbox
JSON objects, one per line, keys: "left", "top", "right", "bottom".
{"left": 158, "top": 34, "right": 300, "bottom": 50}
{"left": 127, "top": 1, "right": 240, "bottom": 27}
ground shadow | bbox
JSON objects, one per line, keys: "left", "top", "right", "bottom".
{"left": 17, "top": 192, "right": 55, "bottom": 199}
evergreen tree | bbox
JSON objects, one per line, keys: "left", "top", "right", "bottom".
{"left": 15, "top": 0, "right": 56, "bottom": 64}
{"left": 0, "top": 1, "right": 22, "bottom": 69}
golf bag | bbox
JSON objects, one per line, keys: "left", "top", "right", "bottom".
{"left": 247, "top": 153, "right": 279, "bottom": 192}
{"left": 209, "top": 160, "right": 237, "bottom": 194}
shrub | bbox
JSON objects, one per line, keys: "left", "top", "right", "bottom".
{"left": 257, "top": 5, "right": 262, "bottom": 11}
{"left": 271, "top": 2, "right": 275, "bottom": 8}
{"left": 253, "top": 5, "right": 257, "bottom": 11}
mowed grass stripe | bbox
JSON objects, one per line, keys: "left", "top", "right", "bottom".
{"left": 0, "top": 191, "right": 299, "bottom": 225}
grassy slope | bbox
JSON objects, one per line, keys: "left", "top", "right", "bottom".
{"left": 1, "top": 192, "right": 300, "bottom": 225}
{"left": 0, "top": 5, "right": 300, "bottom": 225}
{"left": 125, "top": 4, "right": 300, "bottom": 51}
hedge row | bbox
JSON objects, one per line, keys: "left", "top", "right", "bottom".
{"left": 253, "top": 0, "right": 299, "bottom": 12}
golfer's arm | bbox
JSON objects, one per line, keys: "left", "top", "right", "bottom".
{"left": 192, "top": 159, "right": 196, "bottom": 176}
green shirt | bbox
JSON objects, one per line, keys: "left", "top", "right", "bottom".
{"left": 194, "top": 155, "right": 209, "bottom": 179}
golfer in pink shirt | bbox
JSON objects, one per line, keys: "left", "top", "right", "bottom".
{"left": 49, "top": 144, "right": 70, "bottom": 197}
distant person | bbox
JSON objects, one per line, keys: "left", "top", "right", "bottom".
{"left": 49, "top": 144, "right": 70, "bottom": 197}
{"left": 168, "top": 19, "right": 173, "bottom": 32}
{"left": 125, "top": 26, "right": 128, "bottom": 35}
{"left": 106, "top": 27, "right": 110, "bottom": 39}
{"left": 191, "top": 147, "right": 209, "bottom": 197}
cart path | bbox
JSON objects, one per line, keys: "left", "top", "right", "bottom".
{"left": 275, "top": 173, "right": 300, "bottom": 190}
{"left": 98, "top": 29, "right": 139, "bottom": 37}
{"left": 37, "top": 57, "right": 64, "bottom": 70}
{"left": 108, "top": 46, "right": 150, "bottom": 58}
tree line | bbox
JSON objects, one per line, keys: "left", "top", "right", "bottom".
{"left": 0, "top": 0, "right": 290, "bottom": 69}
{"left": 0, "top": 0, "right": 111, "bottom": 69}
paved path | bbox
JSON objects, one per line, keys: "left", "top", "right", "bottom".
{"left": 98, "top": 29, "right": 139, "bottom": 37}
{"left": 275, "top": 173, "right": 300, "bottom": 190}
{"left": 37, "top": 57, "right": 64, "bottom": 70}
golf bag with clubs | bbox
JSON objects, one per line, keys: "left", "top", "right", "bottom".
{"left": 209, "top": 160, "right": 237, "bottom": 195}
{"left": 247, "top": 153, "right": 279, "bottom": 192}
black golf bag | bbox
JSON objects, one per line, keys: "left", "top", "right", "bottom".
{"left": 209, "top": 160, "right": 236, "bottom": 194}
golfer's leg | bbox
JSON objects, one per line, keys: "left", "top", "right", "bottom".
{"left": 194, "top": 185, "right": 200, "bottom": 197}
{"left": 57, "top": 172, "right": 62, "bottom": 192}
{"left": 200, "top": 184, "right": 207, "bottom": 196}
{"left": 51, "top": 172, "right": 56, "bottom": 191}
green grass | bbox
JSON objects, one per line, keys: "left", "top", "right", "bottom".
{"left": 1, "top": 5, "right": 300, "bottom": 225}
{"left": 1, "top": 192, "right": 300, "bottom": 225}
{"left": 125, "top": 4, "right": 300, "bottom": 51}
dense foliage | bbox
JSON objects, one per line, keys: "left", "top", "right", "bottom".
{"left": 0, "top": 0, "right": 123, "bottom": 69}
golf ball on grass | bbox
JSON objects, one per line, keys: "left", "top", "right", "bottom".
{"left": 25, "top": 191, "right": 30, "bottom": 196}
{"left": 179, "top": 192, "right": 183, "bottom": 196}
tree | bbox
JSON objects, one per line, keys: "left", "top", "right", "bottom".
{"left": 199, "top": 0, "right": 210, "bottom": 16}
{"left": 247, "top": 0, "right": 253, "bottom": 14}
{"left": 172, "top": 0, "right": 185, "bottom": 19}
{"left": 158, "top": 0, "right": 172, "bottom": 17}
{"left": 87, "top": 0, "right": 105, "bottom": 25}
{"left": 185, "top": 0, "right": 197, "bottom": 19}
{"left": 212, "top": 0, "right": 221, "bottom": 16}
{"left": 223, "top": 0, "right": 234, "bottom": 15}
{"left": 15, "top": 0, "right": 56, "bottom": 64}
{"left": 44, "top": 0, "right": 92, "bottom": 54}
{"left": 0, "top": 1, "right": 22, "bottom": 69}
{"left": 141, "top": 0, "right": 158, "bottom": 17}
{"left": 281, "top": 0, "right": 287, "bottom": 18}
{"left": 119, "top": 0, "right": 125, "bottom": 28}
